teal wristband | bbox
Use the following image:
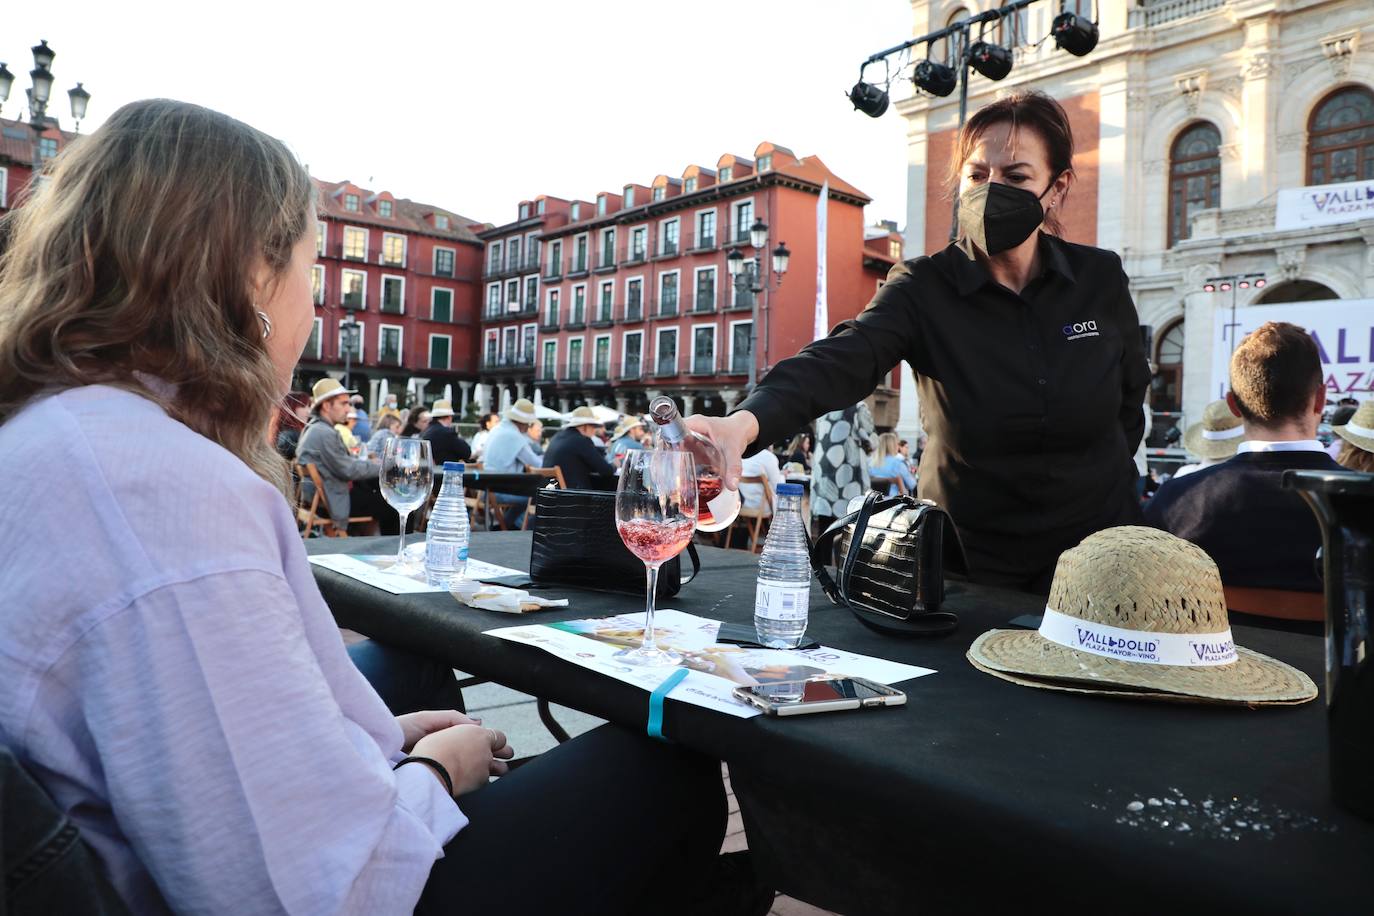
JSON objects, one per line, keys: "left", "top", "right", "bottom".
{"left": 647, "top": 667, "right": 690, "bottom": 741}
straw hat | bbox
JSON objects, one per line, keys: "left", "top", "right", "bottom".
{"left": 430, "top": 399, "right": 456, "bottom": 419}
{"left": 1182, "top": 399, "right": 1245, "bottom": 460}
{"left": 506, "top": 398, "right": 537, "bottom": 424}
{"left": 564, "top": 406, "right": 603, "bottom": 428}
{"left": 310, "top": 378, "right": 356, "bottom": 409}
{"left": 967, "top": 526, "right": 1317, "bottom": 706}
{"left": 613, "top": 416, "right": 644, "bottom": 439}
{"left": 1334, "top": 399, "right": 1374, "bottom": 453}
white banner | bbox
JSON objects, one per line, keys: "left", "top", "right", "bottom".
{"left": 814, "top": 180, "right": 829, "bottom": 341}
{"left": 1275, "top": 178, "right": 1374, "bottom": 232}
{"left": 1209, "top": 299, "right": 1374, "bottom": 400}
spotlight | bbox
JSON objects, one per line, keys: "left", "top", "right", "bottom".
{"left": 1219, "top": 282, "right": 1232, "bottom": 292}
{"left": 1051, "top": 12, "right": 1099, "bottom": 57}
{"left": 1203, "top": 283, "right": 1216, "bottom": 292}
{"left": 1238, "top": 280, "right": 1250, "bottom": 289}
{"left": 849, "top": 80, "right": 889, "bottom": 118}
{"left": 1254, "top": 278, "right": 1267, "bottom": 288}
{"left": 968, "top": 42, "right": 1013, "bottom": 81}
{"left": 912, "top": 59, "right": 957, "bottom": 97}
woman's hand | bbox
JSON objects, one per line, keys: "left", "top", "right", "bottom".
{"left": 413, "top": 724, "right": 516, "bottom": 796}
{"left": 397, "top": 710, "right": 482, "bottom": 753}
{"left": 683, "top": 411, "right": 758, "bottom": 490}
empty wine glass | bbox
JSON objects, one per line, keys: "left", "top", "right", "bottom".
{"left": 380, "top": 437, "right": 433, "bottom": 571}
{"left": 615, "top": 449, "right": 698, "bottom": 667}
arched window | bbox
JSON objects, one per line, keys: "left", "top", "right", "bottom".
{"left": 1255, "top": 280, "right": 1339, "bottom": 303}
{"left": 1167, "top": 122, "right": 1221, "bottom": 247}
{"left": 1152, "top": 319, "right": 1185, "bottom": 412}
{"left": 1307, "top": 86, "right": 1374, "bottom": 185}
{"left": 938, "top": 7, "right": 969, "bottom": 66}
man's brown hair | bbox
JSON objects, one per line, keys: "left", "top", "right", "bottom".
{"left": 1228, "top": 321, "right": 1323, "bottom": 424}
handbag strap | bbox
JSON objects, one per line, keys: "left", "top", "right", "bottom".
{"left": 680, "top": 542, "right": 701, "bottom": 586}
{"left": 809, "top": 492, "right": 959, "bottom": 638}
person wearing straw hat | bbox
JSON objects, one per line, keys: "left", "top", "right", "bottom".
{"left": 610, "top": 416, "right": 647, "bottom": 459}
{"left": 1332, "top": 399, "right": 1374, "bottom": 472}
{"left": 967, "top": 526, "right": 1316, "bottom": 705}
{"left": 420, "top": 398, "right": 472, "bottom": 466}
{"left": 298, "top": 378, "right": 396, "bottom": 534}
{"left": 483, "top": 399, "right": 546, "bottom": 528}
{"left": 1173, "top": 399, "right": 1245, "bottom": 479}
{"left": 544, "top": 406, "right": 615, "bottom": 490}
{"left": 1145, "top": 321, "right": 1340, "bottom": 595}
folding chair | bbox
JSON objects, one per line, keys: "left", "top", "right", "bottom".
{"left": 725, "top": 475, "right": 775, "bottom": 553}
{"left": 299, "top": 463, "right": 376, "bottom": 537}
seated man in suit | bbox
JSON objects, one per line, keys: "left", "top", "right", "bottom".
{"left": 297, "top": 378, "right": 396, "bottom": 534}
{"left": 543, "top": 406, "right": 615, "bottom": 490}
{"left": 420, "top": 399, "right": 472, "bottom": 466}
{"left": 1145, "top": 321, "right": 1340, "bottom": 598}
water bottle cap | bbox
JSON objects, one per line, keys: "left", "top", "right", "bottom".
{"left": 777, "top": 483, "right": 804, "bottom": 496}
{"left": 443, "top": 462, "right": 465, "bottom": 473}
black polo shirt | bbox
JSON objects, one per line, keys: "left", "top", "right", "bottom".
{"left": 737, "top": 233, "right": 1151, "bottom": 591}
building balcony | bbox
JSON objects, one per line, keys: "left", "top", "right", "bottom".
{"left": 525, "top": 255, "right": 542, "bottom": 272}
{"left": 690, "top": 359, "right": 717, "bottom": 377}
{"left": 726, "top": 293, "right": 755, "bottom": 313}
{"left": 724, "top": 357, "right": 751, "bottom": 376}
{"left": 378, "top": 347, "right": 403, "bottom": 367}
{"left": 618, "top": 363, "right": 644, "bottom": 381}
{"left": 518, "top": 303, "right": 539, "bottom": 318}
{"left": 590, "top": 309, "right": 615, "bottom": 328}
{"left": 653, "top": 360, "right": 678, "bottom": 378}
{"left": 432, "top": 266, "right": 455, "bottom": 279}
{"left": 586, "top": 364, "right": 612, "bottom": 385}
{"left": 559, "top": 362, "right": 584, "bottom": 382}
{"left": 379, "top": 297, "right": 406, "bottom": 315}
{"left": 594, "top": 256, "right": 618, "bottom": 274}
{"left": 481, "top": 354, "right": 536, "bottom": 374}
{"left": 1127, "top": 0, "right": 1225, "bottom": 29}
{"left": 538, "top": 317, "right": 561, "bottom": 333}
{"left": 378, "top": 252, "right": 407, "bottom": 269}
{"left": 343, "top": 249, "right": 370, "bottom": 263}
{"left": 482, "top": 265, "right": 503, "bottom": 280}
{"left": 342, "top": 295, "right": 366, "bottom": 311}
{"left": 690, "top": 299, "right": 716, "bottom": 314}
{"left": 535, "top": 364, "right": 558, "bottom": 383}
{"left": 619, "top": 303, "right": 644, "bottom": 324}
{"left": 654, "top": 300, "right": 679, "bottom": 319}
{"left": 653, "top": 242, "right": 679, "bottom": 260}
{"left": 543, "top": 263, "right": 562, "bottom": 281}
{"left": 622, "top": 250, "right": 647, "bottom": 266}
{"left": 565, "top": 315, "right": 587, "bottom": 331}
{"left": 690, "top": 235, "right": 717, "bottom": 252}
{"left": 567, "top": 260, "right": 590, "bottom": 279}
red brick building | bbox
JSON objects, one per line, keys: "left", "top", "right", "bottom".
{"left": 0, "top": 115, "right": 72, "bottom": 214}
{"left": 477, "top": 142, "right": 899, "bottom": 419}
{"left": 303, "top": 179, "right": 487, "bottom": 409}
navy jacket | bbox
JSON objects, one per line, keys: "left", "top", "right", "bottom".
{"left": 421, "top": 422, "right": 472, "bottom": 467}
{"left": 543, "top": 427, "right": 613, "bottom": 490}
{"left": 1143, "top": 450, "right": 1340, "bottom": 591}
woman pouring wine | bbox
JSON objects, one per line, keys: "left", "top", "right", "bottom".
{"left": 690, "top": 90, "right": 1151, "bottom": 594}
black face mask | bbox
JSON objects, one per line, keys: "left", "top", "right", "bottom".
{"left": 957, "top": 179, "right": 1055, "bottom": 255}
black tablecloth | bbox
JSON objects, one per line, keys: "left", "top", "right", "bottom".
{"left": 306, "top": 532, "right": 1371, "bottom": 916}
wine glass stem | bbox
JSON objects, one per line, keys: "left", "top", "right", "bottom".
{"left": 642, "top": 562, "right": 660, "bottom": 652}
{"left": 396, "top": 510, "right": 410, "bottom": 566}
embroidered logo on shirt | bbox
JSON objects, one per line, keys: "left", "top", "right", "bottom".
{"left": 1062, "top": 320, "right": 1099, "bottom": 341}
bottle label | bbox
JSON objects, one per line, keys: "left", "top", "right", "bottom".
{"left": 755, "top": 578, "right": 811, "bottom": 621}
{"left": 427, "top": 542, "right": 464, "bottom": 568}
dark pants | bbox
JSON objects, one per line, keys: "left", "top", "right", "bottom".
{"left": 493, "top": 492, "right": 528, "bottom": 530}
{"left": 347, "top": 480, "right": 401, "bottom": 535}
{"left": 417, "top": 723, "right": 726, "bottom": 916}
{"left": 346, "top": 639, "right": 466, "bottom": 714}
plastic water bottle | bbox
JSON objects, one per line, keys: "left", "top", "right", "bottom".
{"left": 425, "top": 461, "right": 469, "bottom": 588}
{"left": 754, "top": 483, "right": 811, "bottom": 649}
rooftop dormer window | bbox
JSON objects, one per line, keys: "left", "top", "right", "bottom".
{"left": 344, "top": 193, "right": 360, "bottom": 212}
{"left": 719, "top": 167, "right": 733, "bottom": 183}
{"left": 758, "top": 154, "right": 772, "bottom": 172}
{"left": 435, "top": 214, "right": 450, "bottom": 230}
{"left": 571, "top": 202, "right": 582, "bottom": 220}
{"left": 652, "top": 187, "right": 665, "bottom": 201}
{"left": 624, "top": 186, "right": 635, "bottom": 207}
{"left": 378, "top": 200, "right": 393, "bottom": 218}
{"left": 598, "top": 196, "right": 607, "bottom": 216}
{"left": 519, "top": 203, "right": 530, "bottom": 220}
{"left": 684, "top": 177, "right": 697, "bottom": 193}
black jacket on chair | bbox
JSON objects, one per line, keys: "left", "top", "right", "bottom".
{"left": 542, "top": 428, "right": 613, "bottom": 490}
{"left": 1143, "top": 449, "right": 1341, "bottom": 592}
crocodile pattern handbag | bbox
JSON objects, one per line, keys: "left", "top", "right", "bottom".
{"left": 810, "top": 492, "right": 967, "bottom": 637}
{"left": 530, "top": 488, "right": 699, "bottom": 599}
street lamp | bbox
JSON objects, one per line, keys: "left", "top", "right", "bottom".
{"left": 729, "top": 220, "right": 790, "bottom": 391}
{"left": 341, "top": 304, "right": 361, "bottom": 388}
{"left": 0, "top": 40, "right": 92, "bottom": 202}
{"left": 1203, "top": 273, "right": 1267, "bottom": 355}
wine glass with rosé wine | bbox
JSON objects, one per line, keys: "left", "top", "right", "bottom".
{"left": 614, "top": 449, "right": 698, "bottom": 667}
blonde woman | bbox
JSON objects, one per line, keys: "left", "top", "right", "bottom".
{"left": 870, "top": 432, "right": 917, "bottom": 497}
{"left": 0, "top": 100, "right": 737, "bottom": 915}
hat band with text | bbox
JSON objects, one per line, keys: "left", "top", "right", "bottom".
{"left": 1200, "top": 425, "right": 1245, "bottom": 441}
{"left": 1038, "top": 606, "right": 1238, "bottom": 667}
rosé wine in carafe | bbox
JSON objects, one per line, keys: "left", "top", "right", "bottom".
{"left": 648, "top": 396, "right": 740, "bottom": 533}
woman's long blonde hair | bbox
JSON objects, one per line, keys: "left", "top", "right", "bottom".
{"left": 0, "top": 99, "right": 313, "bottom": 495}
{"left": 874, "top": 432, "right": 903, "bottom": 464}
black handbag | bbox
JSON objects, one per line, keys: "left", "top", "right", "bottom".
{"left": 810, "top": 491, "right": 967, "bottom": 637}
{"left": 529, "top": 488, "right": 700, "bottom": 599}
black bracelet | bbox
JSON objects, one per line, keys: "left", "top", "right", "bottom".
{"left": 394, "top": 755, "right": 454, "bottom": 796}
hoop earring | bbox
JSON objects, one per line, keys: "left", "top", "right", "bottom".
{"left": 256, "top": 309, "right": 272, "bottom": 340}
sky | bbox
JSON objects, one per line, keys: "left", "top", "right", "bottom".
{"left": 5, "top": 0, "right": 916, "bottom": 230}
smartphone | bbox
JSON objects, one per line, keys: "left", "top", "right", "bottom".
{"left": 733, "top": 676, "right": 907, "bottom": 716}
